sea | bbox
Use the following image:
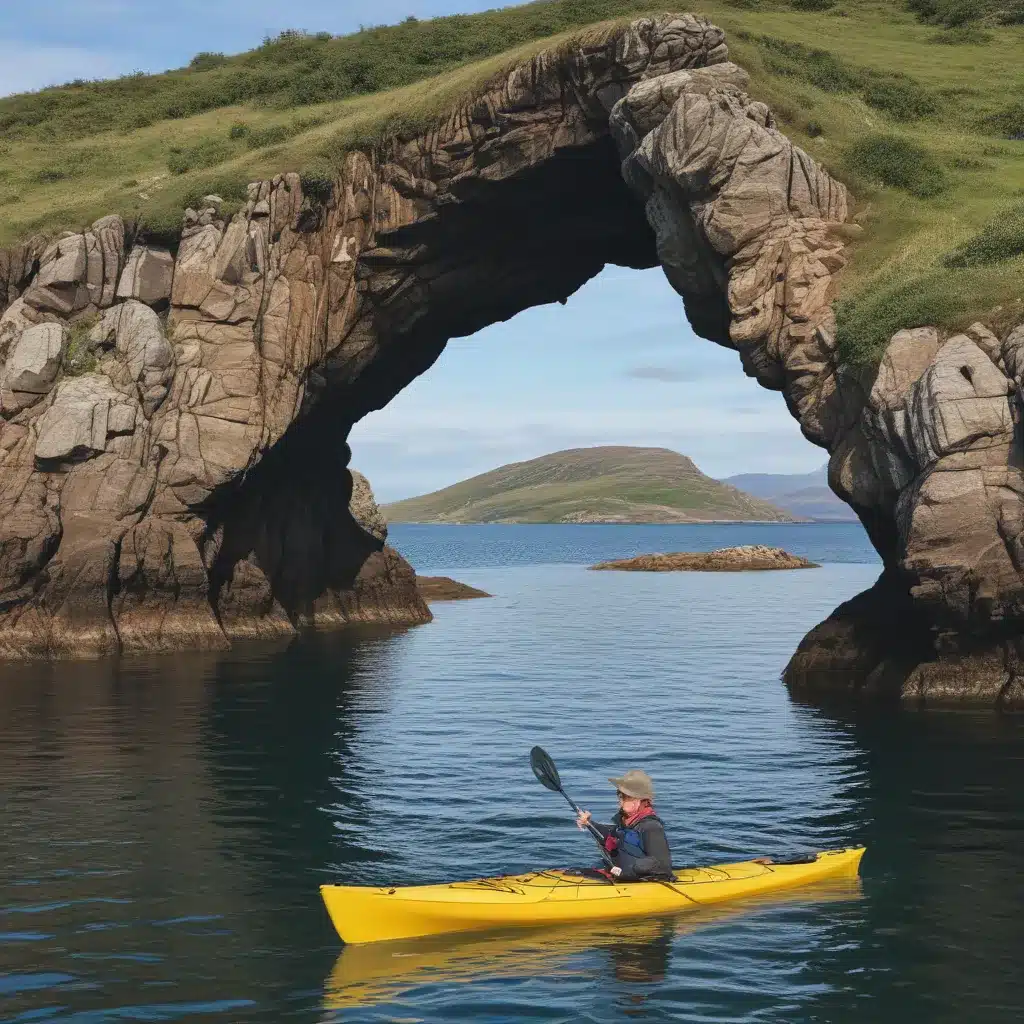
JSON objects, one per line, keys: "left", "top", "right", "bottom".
{"left": 2, "top": 522, "right": 1023, "bottom": 1023}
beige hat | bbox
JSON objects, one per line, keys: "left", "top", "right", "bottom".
{"left": 608, "top": 769, "right": 654, "bottom": 801}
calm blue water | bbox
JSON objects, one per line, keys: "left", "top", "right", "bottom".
{"left": 2, "top": 524, "right": 1023, "bottom": 1023}
{"left": 388, "top": 521, "right": 877, "bottom": 572}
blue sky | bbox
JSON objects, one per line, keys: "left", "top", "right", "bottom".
{"left": 5, "top": 1, "right": 825, "bottom": 501}
{"left": 349, "top": 267, "right": 825, "bottom": 501}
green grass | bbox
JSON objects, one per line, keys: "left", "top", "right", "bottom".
{"left": 1, "top": 0, "right": 1023, "bottom": 368}
{"left": 844, "top": 134, "right": 949, "bottom": 197}
{"left": 382, "top": 446, "right": 797, "bottom": 522}
{"left": 63, "top": 316, "right": 99, "bottom": 376}
{"left": 943, "top": 204, "right": 1024, "bottom": 266}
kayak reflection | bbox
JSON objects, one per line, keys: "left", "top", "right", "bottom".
{"left": 322, "top": 875, "right": 863, "bottom": 1011}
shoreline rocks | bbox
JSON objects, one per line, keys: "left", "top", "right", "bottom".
{"left": 415, "top": 576, "right": 492, "bottom": 601}
{"left": 590, "top": 545, "right": 819, "bottom": 572}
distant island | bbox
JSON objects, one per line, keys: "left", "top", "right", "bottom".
{"left": 721, "top": 467, "right": 857, "bottom": 522}
{"left": 590, "top": 545, "right": 819, "bottom": 572}
{"left": 382, "top": 447, "right": 801, "bottom": 524}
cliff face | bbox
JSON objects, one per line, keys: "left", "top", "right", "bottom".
{"left": 0, "top": 14, "right": 1021, "bottom": 701}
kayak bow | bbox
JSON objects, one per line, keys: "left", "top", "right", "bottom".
{"left": 320, "top": 845, "right": 865, "bottom": 945}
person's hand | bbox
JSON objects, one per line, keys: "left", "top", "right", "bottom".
{"left": 609, "top": 866, "right": 622, "bottom": 878}
{"left": 576, "top": 810, "right": 592, "bottom": 830}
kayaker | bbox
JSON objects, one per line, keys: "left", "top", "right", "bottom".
{"left": 575, "top": 769, "right": 673, "bottom": 881}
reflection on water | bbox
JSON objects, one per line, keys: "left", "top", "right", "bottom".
{"left": 790, "top": 703, "right": 1024, "bottom": 1024}
{"left": 0, "top": 550, "right": 1022, "bottom": 1022}
{"left": 0, "top": 630, "right": 404, "bottom": 1021}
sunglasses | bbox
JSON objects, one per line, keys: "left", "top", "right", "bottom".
{"left": 616, "top": 791, "right": 630, "bottom": 800}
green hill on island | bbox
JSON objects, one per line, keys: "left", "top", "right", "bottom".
{"left": 381, "top": 447, "right": 801, "bottom": 523}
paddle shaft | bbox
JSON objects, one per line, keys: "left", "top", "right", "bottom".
{"left": 555, "top": 787, "right": 616, "bottom": 868}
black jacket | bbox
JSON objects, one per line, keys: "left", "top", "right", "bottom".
{"left": 593, "top": 811, "right": 673, "bottom": 881}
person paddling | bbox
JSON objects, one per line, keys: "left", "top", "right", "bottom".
{"left": 575, "top": 769, "right": 673, "bottom": 881}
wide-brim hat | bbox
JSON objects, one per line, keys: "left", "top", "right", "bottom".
{"left": 608, "top": 769, "right": 654, "bottom": 801}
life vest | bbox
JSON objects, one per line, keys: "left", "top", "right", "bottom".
{"left": 602, "top": 811, "right": 668, "bottom": 877}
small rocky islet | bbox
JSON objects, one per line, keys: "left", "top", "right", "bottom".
{"left": 415, "top": 576, "right": 491, "bottom": 602}
{"left": 590, "top": 545, "right": 819, "bottom": 572}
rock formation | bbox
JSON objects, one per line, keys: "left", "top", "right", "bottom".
{"left": 787, "top": 322, "right": 1024, "bottom": 706}
{"left": 0, "top": 13, "right": 1020, "bottom": 702}
{"left": 416, "top": 576, "right": 492, "bottom": 601}
{"left": 590, "top": 546, "right": 818, "bottom": 571}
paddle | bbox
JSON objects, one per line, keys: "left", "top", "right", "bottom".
{"left": 529, "top": 746, "right": 616, "bottom": 868}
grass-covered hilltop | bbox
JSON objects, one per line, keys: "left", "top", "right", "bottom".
{"left": 1, "top": 0, "right": 1022, "bottom": 367}
{"left": 382, "top": 447, "right": 799, "bottom": 523}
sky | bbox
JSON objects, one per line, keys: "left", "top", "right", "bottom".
{"left": 349, "top": 266, "right": 826, "bottom": 502}
{"left": 4, "top": 1, "right": 826, "bottom": 501}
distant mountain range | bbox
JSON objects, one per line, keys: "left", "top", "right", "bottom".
{"left": 721, "top": 466, "right": 856, "bottom": 521}
{"left": 382, "top": 447, "right": 800, "bottom": 524}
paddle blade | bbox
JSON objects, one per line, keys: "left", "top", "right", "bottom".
{"left": 530, "top": 746, "right": 562, "bottom": 792}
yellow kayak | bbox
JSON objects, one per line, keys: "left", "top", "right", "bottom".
{"left": 323, "top": 874, "right": 864, "bottom": 1009}
{"left": 320, "top": 845, "right": 865, "bottom": 944}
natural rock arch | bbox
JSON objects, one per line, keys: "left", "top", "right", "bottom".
{"left": 0, "top": 14, "right": 1022, "bottom": 702}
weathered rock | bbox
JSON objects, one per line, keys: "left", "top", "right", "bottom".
{"left": 23, "top": 217, "right": 124, "bottom": 316}
{"left": 116, "top": 245, "right": 175, "bottom": 307}
{"left": 91, "top": 300, "right": 174, "bottom": 414}
{"left": 33, "top": 375, "right": 127, "bottom": 461}
{"left": 349, "top": 469, "right": 388, "bottom": 543}
{"left": 793, "top": 319, "right": 1024, "bottom": 702}
{"left": 1, "top": 322, "right": 66, "bottom": 412}
{"left": 590, "top": 545, "right": 819, "bottom": 571}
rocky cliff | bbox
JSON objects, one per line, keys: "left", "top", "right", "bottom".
{"left": 0, "top": 13, "right": 1021, "bottom": 702}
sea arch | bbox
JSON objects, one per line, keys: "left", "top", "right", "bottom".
{"left": 1, "top": 15, "right": 1021, "bottom": 701}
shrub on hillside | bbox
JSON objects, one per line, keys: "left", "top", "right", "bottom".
{"left": 300, "top": 173, "right": 334, "bottom": 205}
{"left": 984, "top": 102, "right": 1024, "bottom": 139}
{"left": 756, "top": 37, "right": 862, "bottom": 92}
{"left": 189, "top": 52, "right": 228, "bottom": 71}
{"left": 907, "top": 0, "right": 1024, "bottom": 24}
{"left": 244, "top": 124, "right": 293, "bottom": 149}
{"left": 167, "top": 136, "right": 235, "bottom": 175}
{"left": 181, "top": 175, "right": 249, "bottom": 209}
{"left": 861, "top": 74, "right": 937, "bottom": 120}
{"left": 32, "top": 146, "right": 104, "bottom": 184}
{"left": 950, "top": 155, "right": 991, "bottom": 169}
{"left": 835, "top": 274, "right": 969, "bottom": 366}
{"left": 943, "top": 206, "right": 1024, "bottom": 267}
{"left": 844, "top": 134, "right": 948, "bottom": 197}
{"left": 751, "top": 35, "right": 938, "bottom": 121}
{"left": 929, "top": 24, "right": 993, "bottom": 40}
